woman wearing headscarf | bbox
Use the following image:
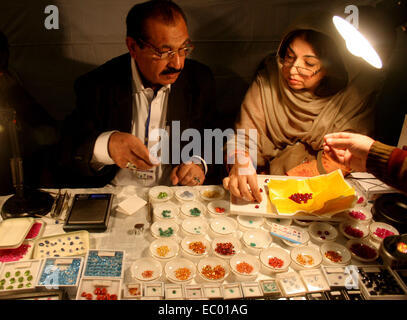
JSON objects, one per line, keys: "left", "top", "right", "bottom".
{"left": 223, "top": 11, "right": 385, "bottom": 202}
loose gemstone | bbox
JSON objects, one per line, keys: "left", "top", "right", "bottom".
{"left": 161, "top": 210, "right": 171, "bottom": 218}
{"left": 25, "top": 222, "right": 42, "bottom": 239}
{"left": 357, "top": 197, "right": 365, "bottom": 204}
{"left": 236, "top": 262, "right": 254, "bottom": 274}
{"left": 189, "top": 208, "right": 201, "bottom": 216}
{"left": 289, "top": 193, "right": 313, "bottom": 204}
{"left": 268, "top": 257, "right": 284, "bottom": 268}
{"left": 201, "top": 265, "right": 226, "bottom": 280}
{"left": 350, "top": 243, "right": 377, "bottom": 259}
{"left": 373, "top": 228, "right": 394, "bottom": 239}
{"left": 158, "top": 192, "right": 168, "bottom": 199}
{"left": 142, "top": 270, "right": 154, "bottom": 278}
{"left": 174, "top": 267, "right": 191, "bottom": 281}
{"left": 349, "top": 211, "right": 366, "bottom": 220}
{"left": 181, "top": 191, "right": 194, "bottom": 198}
{"left": 158, "top": 227, "right": 174, "bottom": 237}
{"left": 215, "top": 242, "right": 235, "bottom": 255}
{"left": 325, "top": 251, "right": 343, "bottom": 263}
{"left": 344, "top": 225, "right": 364, "bottom": 238}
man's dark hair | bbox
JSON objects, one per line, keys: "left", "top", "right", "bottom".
{"left": 126, "top": 0, "right": 187, "bottom": 46}
{"left": 0, "top": 31, "right": 9, "bottom": 72}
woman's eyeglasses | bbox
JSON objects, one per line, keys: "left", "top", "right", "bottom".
{"left": 279, "top": 55, "right": 322, "bottom": 77}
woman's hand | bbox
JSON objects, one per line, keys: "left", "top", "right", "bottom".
{"left": 223, "top": 156, "right": 262, "bottom": 203}
{"left": 323, "top": 132, "right": 375, "bottom": 172}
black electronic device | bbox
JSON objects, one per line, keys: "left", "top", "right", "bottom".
{"left": 63, "top": 193, "right": 113, "bottom": 232}
{"left": 372, "top": 193, "right": 407, "bottom": 234}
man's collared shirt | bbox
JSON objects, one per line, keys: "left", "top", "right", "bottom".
{"left": 91, "top": 57, "right": 171, "bottom": 186}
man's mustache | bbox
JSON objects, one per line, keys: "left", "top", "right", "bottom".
{"left": 161, "top": 67, "right": 182, "bottom": 75}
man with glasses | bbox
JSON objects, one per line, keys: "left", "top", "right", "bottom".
{"left": 59, "top": 0, "right": 215, "bottom": 188}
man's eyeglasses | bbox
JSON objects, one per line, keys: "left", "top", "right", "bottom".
{"left": 138, "top": 38, "right": 194, "bottom": 60}
{"left": 278, "top": 55, "right": 322, "bottom": 77}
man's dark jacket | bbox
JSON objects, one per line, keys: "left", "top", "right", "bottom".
{"left": 58, "top": 53, "right": 218, "bottom": 188}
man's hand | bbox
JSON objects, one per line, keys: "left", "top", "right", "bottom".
{"left": 171, "top": 162, "right": 205, "bottom": 186}
{"left": 108, "top": 132, "right": 158, "bottom": 169}
{"left": 323, "top": 132, "right": 375, "bottom": 172}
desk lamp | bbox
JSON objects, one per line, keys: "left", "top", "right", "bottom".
{"left": 0, "top": 107, "right": 54, "bottom": 219}
{"left": 333, "top": 0, "right": 407, "bottom": 69}
{"left": 333, "top": 0, "right": 407, "bottom": 237}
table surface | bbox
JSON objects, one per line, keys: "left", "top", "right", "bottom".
{"left": 0, "top": 181, "right": 389, "bottom": 300}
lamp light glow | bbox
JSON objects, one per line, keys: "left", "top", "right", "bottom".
{"left": 333, "top": 15, "right": 382, "bottom": 69}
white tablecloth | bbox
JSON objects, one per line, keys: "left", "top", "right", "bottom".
{"left": 0, "top": 182, "right": 377, "bottom": 300}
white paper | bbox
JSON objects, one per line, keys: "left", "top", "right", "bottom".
{"left": 349, "top": 172, "right": 376, "bottom": 179}
{"left": 117, "top": 195, "right": 147, "bottom": 215}
{"left": 352, "top": 177, "right": 396, "bottom": 200}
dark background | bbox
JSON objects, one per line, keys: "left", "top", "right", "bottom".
{"left": 0, "top": 0, "right": 406, "bottom": 193}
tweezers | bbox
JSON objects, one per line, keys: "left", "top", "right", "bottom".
{"left": 50, "top": 190, "right": 68, "bottom": 218}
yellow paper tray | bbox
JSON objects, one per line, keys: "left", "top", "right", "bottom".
{"left": 267, "top": 170, "right": 356, "bottom": 216}
{"left": 229, "top": 170, "right": 357, "bottom": 221}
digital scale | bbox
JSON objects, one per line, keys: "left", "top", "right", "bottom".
{"left": 63, "top": 193, "right": 113, "bottom": 233}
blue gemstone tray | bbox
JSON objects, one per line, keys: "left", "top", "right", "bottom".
{"left": 32, "top": 231, "right": 89, "bottom": 259}
{"left": 83, "top": 250, "right": 125, "bottom": 278}
{"left": 37, "top": 257, "right": 83, "bottom": 287}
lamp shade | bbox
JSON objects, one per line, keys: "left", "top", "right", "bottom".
{"left": 332, "top": 16, "right": 382, "bottom": 69}
{"left": 332, "top": 5, "right": 397, "bottom": 70}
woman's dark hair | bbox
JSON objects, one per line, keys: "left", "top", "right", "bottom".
{"left": 278, "top": 29, "right": 348, "bottom": 97}
{"left": 126, "top": 0, "right": 187, "bottom": 47}
{"left": 0, "top": 31, "right": 9, "bottom": 72}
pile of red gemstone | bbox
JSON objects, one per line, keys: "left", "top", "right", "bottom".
{"left": 215, "top": 242, "right": 235, "bottom": 256}
{"left": 344, "top": 225, "right": 364, "bottom": 238}
{"left": 81, "top": 287, "right": 118, "bottom": 300}
{"left": 0, "top": 244, "right": 31, "bottom": 262}
{"left": 25, "top": 222, "right": 42, "bottom": 239}
{"left": 350, "top": 243, "right": 377, "bottom": 259}
{"left": 215, "top": 207, "right": 225, "bottom": 213}
{"left": 357, "top": 196, "right": 365, "bottom": 204}
{"left": 373, "top": 227, "right": 394, "bottom": 239}
{"left": 289, "top": 193, "right": 313, "bottom": 204}
{"left": 268, "top": 257, "right": 284, "bottom": 269}
{"left": 349, "top": 211, "right": 366, "bottom": 221}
